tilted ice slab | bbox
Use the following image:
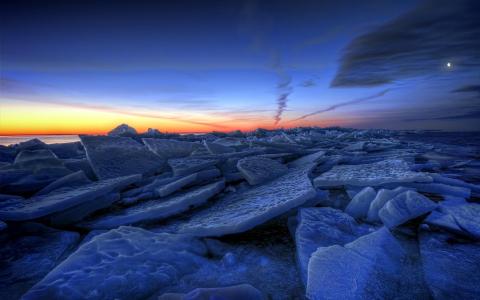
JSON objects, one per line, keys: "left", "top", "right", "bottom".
{"left": 367, "top": 187, "right": 414, "bottom": 223}
{"left": 81, "top": 180, "right": 225, "bottom": 229}
{"left": 0, "top": 174, "right": 140, "bottom": 221}
{"left": 36, "top": 170, "right": 91, "bottom": 196}
{"left": 344, "top": 186, "right": 376, "bottom": 219}
{"left": 142, "top": 138, "right": 200, "bottom": 159}
{"left": 0, "top": 223, "right": 79, "bottom": 299}
{"left": 289, "top": 150, "right": 326, "bottom": 168}
{"left": 307, "top": 228, "right": 412, "bottom": 300}
{"left": 379, "top": 191, "right": 437, "bottom": 229}
{"left": 157, "top": 165, "right": 316, "bottom": 237}
{"left": 81, "top": 135, "right": 164, "bottom": 180}
{"left": 155, "top": 168, "right": 220, "bottom": 197}
{"left": 49, "top": 193, "right": 120, "bottom": 226}
{"left": 203, "top": 141, "right": 235, "bottom": 154}
{"left": 168, "top": 157, "right": 218, "bottom": 176}
{"left": 314, "top": 159, "right": 432, "bottom": 188}
{"left": 158, "top": 284, "right": 265, "bottom": 300}
{"left": 295, "top": 207, "right": 374, "bottom": 284}
{"left": 236, "top": 156, "right": 288, "bottom": 185}
{"left": 425, "top": 202, "right": 480, "bottom": 240}
{"left": 22, "top": 227, "right": 208, "bottom": 300}
{"left": 420, "top": 231, "right": 480, "bottom": 299}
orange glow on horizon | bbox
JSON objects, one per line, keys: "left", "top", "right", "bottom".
{"left": 0, "top": 102, "right": 339, "bottom": 136}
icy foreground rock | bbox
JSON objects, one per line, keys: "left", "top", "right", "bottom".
{"left": 80, "top": 135, "right": 164, "bottom": 180}
{"left": 425, "top": 202, "right": 480, "bottom": 240}
{"left": 0, "top": 175, "right": 140, "bottom": 221}
{"left": 237, "top": 156, "right": 288, "bottom": 185}
{"left": 314, "top": 159, "right": 432, "bottom": 187}
{"left": 157, "top": 165, "right": 316, "bottom": 236}
{"left": 0, "top": 223, "right": 79, "bottom": 299}
{"left": 22, "top": 227, "right": 208, "bottom": 300}
{"left": 142, "top": 138, "right": 200, "bottom": 159}
{"left": 81, "top": 180, "right": 225, "bottom": 229}
{"left": 307, "top": 228, "right": 425, "bottom": 300}
{"left": 295, "top": 208, "right": 373, "bottom": 284}
{"left": 420, "top": 231, "right": 480, "bottom": 299}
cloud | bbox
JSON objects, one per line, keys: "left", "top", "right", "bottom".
{"left": 405, "top": 110, "right": 480, "bottom": 121}
{"left": 332, "top": 0, "right": 480, "bottom": 87}
{"left": 452, "top": 84, "right": 480, "bottom": 95}
{"left": 291, "top": 89, "right": 390, "bottom": 121}
{"left": 300, "top": 79, "right": 316, "bottom": 87}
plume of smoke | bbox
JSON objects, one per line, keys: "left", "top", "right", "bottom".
{"left": 239, "top": 1, "right": 293, "bottom": 126}
{"left": 272, "top": 55, "right": 292, "bottom": 125}
{"left": 291, "top": 89, "right": 390, "bottom": 122}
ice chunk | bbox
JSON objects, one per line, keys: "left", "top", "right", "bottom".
{"left": 203, "top": 141, "right": 235, "bottom": 154}
{"left": 405, "top": 182, "right": 471, "bottom": 199}
{"left": 81, "top": 180, "right": 225, "bottom": 229}
{"left": 47, "top": 142, "right": 84, "bottom": 159}
{"left": 307, "top": 228, "right": 414, "bottom": 300}
{"left": 345, "top": 187, "right": 376, "bottom": 219}
{"left": 107, "top": 123, "right": 137, "bottom": 136}
{"left": 156, "top": 165, "right": 316, "bottom": 236}
{"left": 237, "top": 156, "right": 288, "bottom": 185}
{"left": 379, "top": 191, "right": 437, "bottom": 228}
{"left": 142, "top": 138, "right": 200, "bottom": 159}
{"left": 36, "top": 171, "right": 91, "bottom": 196}
{"left": 0, "top": 174, "right": 140, "bottom": 221}
{"left": 295, "top": 207, "right": 373, "bottom": 284}
{"left": 22, "top": 227, "right": 208, "bottom": 300}
{"left": 0, "top": 223, "right": 79, "bottom": 299}
{"left": 49, "top": 193, "right": 120, "bottom": 226}
{"left": 158, "top": 284, "right": 265, "bottom": 300}
{"left": 168, "top": 157, "right": 218, "bottom": 176}
{"left": 314, "top": 159, "right": 432, "bottom": 188}
{"left": 367, "top": 187, "right": 413, "bottom": 223}
{"left": 420, "top": 231, "right": 480, "bottom": 299}
{"left": 425, "top": 202, "right": 480, "bottom": 240}
{"left": 80, "top": 135, "right": 164, "bottom": 180}
{"left": 155, "top": 168, "right": 220, "bottom": 197}
{"left": 289, "top": 150, "right": 326, "bottom": 168}
{"left": 16, "top": 138, "right": 47, "bottom": 151}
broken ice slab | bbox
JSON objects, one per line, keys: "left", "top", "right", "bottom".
{"left": 80, "top": 180, "right": 225, "bottom": 229}
{"left": 420, "top": 230, "right": 480, "bottom": 299}
{"left": 314, "top": 159, "right": 432, "bottom": 188}
{"left": 21, "top": 227, "right": 208, "bottom": 300}
{"left": 0, "top": 223, "right": 79, "bottom": 299}
{"left": 168, "top": 157, "right": 218, "bottom": 176}
{"left": 344, "top": 186, "right": 376, "bottom": 219}
{"left": 288, "top": 150, "right": 326, "bottom": 168}
{"left": 367, "top": 187, "right": 414, "bottom": 223}
{"left": 307, "top": 228, "right": 428, "bottom": 300}
{"left": 155, "top": 164, "right": 316, "bottom": 237}
{"left": 378, "top": 191, "right": 437, "bottom": 229}
{"left": 295, "top": 207, "right": 374, "bottom": 284}
{"left": 236, "top": 156, "right": 288, "bottom": 185}
{"left": 424, "top": 201, "right": 480, "bottom": 240}
{"left": 49, "top": 193, "right": 120, "bottom": 226}
{"left": 0, "top": 174, "right": 140, "bottom": 221}
{"left": 155, "top": 168, "right": 220, "bottom": 197}
{"left": 36, "top": 170, "right": 91, "bottom": 196}
{"left": 80, "top": 135, "right": 165, "bottom": 180}
{"left": 203, "top": 140, "right": 235, "bottom": 154}
{"left": 142, "top": 138, "right": 201, "bottom": 159}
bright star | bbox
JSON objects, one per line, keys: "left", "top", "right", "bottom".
{"left": 446, "top": 62, "right": 452, "bottom": 68}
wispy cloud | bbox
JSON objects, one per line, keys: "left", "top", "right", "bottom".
{"left": 332, "top": 0, "right": 480, "bottom": 87}
{"left": 290, "top": 89, "right": 390, "bottom": 122}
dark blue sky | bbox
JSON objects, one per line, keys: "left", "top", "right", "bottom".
{"left": 1, "top": 0, "right": 479, "bottom": 133}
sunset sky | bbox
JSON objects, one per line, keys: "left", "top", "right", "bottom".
{"left": 1, "top": 0, "right": 479, "bottom": 135}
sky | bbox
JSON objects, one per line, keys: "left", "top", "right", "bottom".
{"left": 0, "top": 0, "right": 479, "bottom": 135}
